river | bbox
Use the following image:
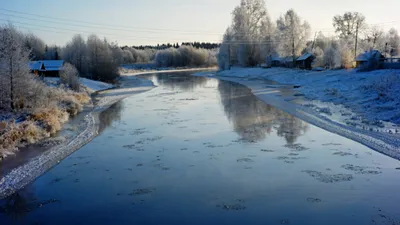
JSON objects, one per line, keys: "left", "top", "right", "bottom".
{"left": 1, "top": 71, "right": 399, "bottom": 225}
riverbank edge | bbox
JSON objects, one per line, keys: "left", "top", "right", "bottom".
{"left": 0, "top": 75, "right": 158, "bottom": 199}
{"left": 193, "top": 72, "right": 400, "bottom": 161}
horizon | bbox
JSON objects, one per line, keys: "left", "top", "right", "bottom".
{"left": 1, "top": 0, "right": 399, "bottom": 46}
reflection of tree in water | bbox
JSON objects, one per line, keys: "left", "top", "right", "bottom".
{"left": 217, "top": 81, "right": 308, "bottom": 144}
{"left": 98, "top": 101, "right": 124, "bottom": 134}
{"left": 0, "top": 190, "right": 58, "bottom": 223}
{"left": 149, "top": 72, "right": 209, "bottom": 91}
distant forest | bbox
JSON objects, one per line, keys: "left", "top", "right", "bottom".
{"left": 127, "top": 42, "right": 220, "bottom": 50}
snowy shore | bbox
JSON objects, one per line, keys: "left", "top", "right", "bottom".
{"left": 0, "top": 75, "right": 155, "bottom": 199}
{"left": 194, "top": 68, "right": 400, "bottom": 160}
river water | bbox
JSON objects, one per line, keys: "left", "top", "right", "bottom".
{"left": 1, "top": 71, "right": 399, "bottom": 225}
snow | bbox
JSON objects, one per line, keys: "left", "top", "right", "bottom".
{"left": 211, "top": 67, "right": 400, "bottom": 124}
{"left": 28, "top": 61, "right": 43, "bottom": 70}
{"left": 43, "top": 77, "right": 114, "bottom": 92}
{"left": 194, "top": 67, "right": 400, "bottom": 159}
{"left": 80, "top": 78, "right": 114, "bottom": 92}
{"left": 297, "top": 53, "right": 313, "bottom": 61}
{"left": 29, "top": 60, "right": 64, "bottom": 71}
{"left": 355, "top": 50, "right": 383, "bottom": 62}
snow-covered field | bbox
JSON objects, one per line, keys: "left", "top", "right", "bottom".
{"left": 194, "top": 67, "right": 400, "bottom": 160}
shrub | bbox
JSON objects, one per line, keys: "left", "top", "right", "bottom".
{"left": 31, "top": 106, "right": 69, "bottom": 135}
{"left": 155, "top": 45, "right": 217, "bottom": 68}
{"left": 0, "top": 121, "right": 46, "bottom": 159}
{"left": 60, "top": 63, "right": 81, "bottom": 91}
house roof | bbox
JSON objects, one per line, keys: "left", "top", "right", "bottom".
{"left": 355, "top": 50, "right": 383, "bottom": 61}
{"left": 29, "top": 61, "right": 43, "bottom": 71}
{"left": 29, "top": 60, "right": 64, "bottom": 71}
{"left": 297, "top": 53, "right": 313, "bottom": 61}
{"left": 282, "top": 56, "right": 295, "bottom": 63}
{"left": 42, "top": 60, "right": 64, "bottom": 71}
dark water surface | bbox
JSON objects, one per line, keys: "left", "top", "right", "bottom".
{"left": 1, "top": 72, "right": 400, "bottom": 225}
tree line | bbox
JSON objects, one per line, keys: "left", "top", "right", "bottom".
{"left": 24, "top": 33, "right": 218, "bottom": 81}
{"left": 218, "top": 0, "right": 400, "bottom": 70}
{"left": 130, "top": 42, "right": 220, "bottom": 50}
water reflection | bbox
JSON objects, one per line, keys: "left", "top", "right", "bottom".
{"left": 98, "top": 101, "right": 124, "bottom": 134}
{"left": 217, "top": 81, "right": 309, "bottom": 143}
{"left": 142, "top": 72, "right": 209, "bottom": 91}
{"left": 0, "top": 189, "right": 58, "bottom": 224}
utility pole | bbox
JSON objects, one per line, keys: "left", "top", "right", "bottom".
{"left": 311, "top": 32, "right": 317, "bottom": 51}
{"left": 384, "top": 42, "right": 388, "bottom": 58}
{"left": 354, "top": 21, "right": 360, "bottom": 60}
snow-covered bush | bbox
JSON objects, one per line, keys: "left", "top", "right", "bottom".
{"left": 60, "top": 63, "right": 80, "bottom": 91}
{"left": 323, "top": 46, "right": 341, "bottom": 68}
{"left": 155, "top": 45, "right": 216, "bottom": 67}
{"left": 312, "top": 47, "right": 324, "bottom": 67}
{"left": 339, "top": 42, "right": 354, "bottom": 69}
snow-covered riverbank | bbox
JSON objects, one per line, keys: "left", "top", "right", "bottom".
{"left": 0, "top": 75, "right": 155, "bottom": 199}
{"left": 194, "top": 68, "right": 400, "bottom": 160}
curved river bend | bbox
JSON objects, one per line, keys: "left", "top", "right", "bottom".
{"left": 1, "top": 71, "right": 399, "bottom": 225}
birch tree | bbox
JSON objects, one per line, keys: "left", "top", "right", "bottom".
{"left": 387, "top": 28, "right": 400, "bottom": 57}
{"left": 333, "top": 12, "right": 366, "bottom": 58}
{"left": 62, "top": 34, "right": 87, "bottom": 75}
{"left": 232, "top": 0, "right": 274, "bottom": 66}
{"left": 276, "top": 9, "right": 311, "bottom": 62}
{"left": 0, "top": 24, "right": 32, "bottom": 111}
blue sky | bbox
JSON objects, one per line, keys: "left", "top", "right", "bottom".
{"left": 1, "top": 0, "right": 399, "bottom": 46}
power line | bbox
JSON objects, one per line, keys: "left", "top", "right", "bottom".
{"left": 0, "top": 12, "right": 226, "bottom": 36}
{"left": 0, "top": 19, "right": 174, "bottom": 41}
{"left": 0, "top": 19, "right": 303, "bottom": 44}
{"left": 0, "top": 8, "right": 224, "bottom": 34}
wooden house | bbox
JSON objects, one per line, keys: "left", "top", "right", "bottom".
{"left": 296, "top": 53, "right": 315, "bottom": 70}
{"left": 29, "top": 60, "right": 65, "bottom": 77}
{"left": 355, "top": 50, "right": 385, "bottom": 69}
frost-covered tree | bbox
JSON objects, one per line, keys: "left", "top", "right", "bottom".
{"left": 44, "top": 45, "right": 60, "bottom": 60}
{"left": 312, "top": 47, "right": 324, "bottom": 67}
{"left": 86, "top": 35, "right": 119, "bottom": 81}
{"left": 387, "top": 28, "right": 400, "bottom": 57}
{"left": 0, "top": 24, "right": 36, "bottom": 111}
{"left": 122, "top": 49, "right": 134, "bottom": 64}
{"left": 60, "top": 63, "right": 80, "bottom": 91}
{"left": 333, "top": 12, "right": 366, "bottom": 58}
{"left": 276, "top": 9, "right": 311, "bottom": 62}
{"left": 365, "top": 26, "right": 384, "bottom": 50}
{"left": 24, "top": 33, "right": 46, "bottom": 60}
{"left": 110, "top": 42, "right": 124, "bottom": 65}
{"left": 218, "top": 27, "right": 235, "bottom": 70}
{"left": 154, "top": 45, "right": 216, "bottom": 68}
{"left": 338, "top": 39, "right": 354, "bottom": 68}
{"left": 221, "top": 0, "right": 275, "bottom": 67}
{"left": 62, "top": 34, "right": 87, "bottom": 74}
{"left": 323, "top": 46, "right": 341, "bottom": 68}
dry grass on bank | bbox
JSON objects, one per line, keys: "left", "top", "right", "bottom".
{"left": 0, "top": 88, "right": 90, "bottom": 160}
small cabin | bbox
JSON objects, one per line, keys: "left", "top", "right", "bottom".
{"left": 296, "top": 53, "right": 315, "bottom": 70}
{"left": 355, "top": 50, "right": 385, "bottom": 70}
{"left": 29, "top": 60, "right": 65, "bottom": 77}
